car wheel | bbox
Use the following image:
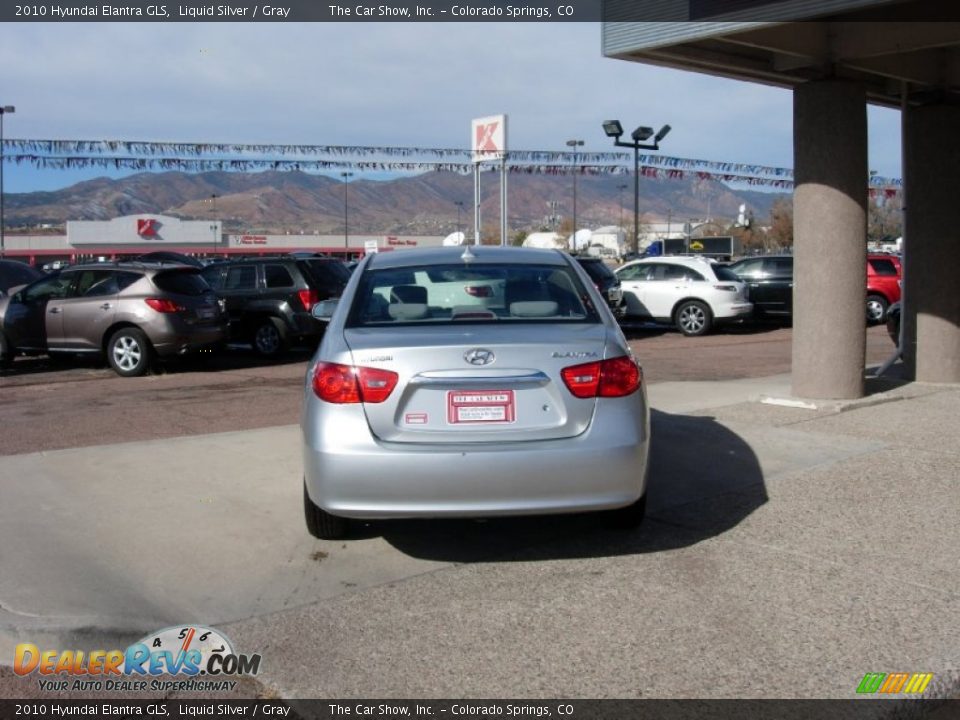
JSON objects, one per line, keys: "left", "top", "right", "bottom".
{"left": 866, "top": 294, "right": 889, "bottom": 324}
{"left": 0, "top": 331, "right": 14, "bottom": 368}
{"left": 106, "top": 327, "right": 154, "bottom": 377}
{"left": 304, "top": 482, "right": 348, "bottom": 540}
{"left": 252, "top": 317, "right": 288, "bottom": 358}
{"left": 675, "top": 300, "right": 712, "bottom": 336}
{"left": 610, "top": 494, "right": 647, "bottom": 528}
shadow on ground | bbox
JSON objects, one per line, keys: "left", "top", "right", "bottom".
{"left": 620, "top": 318, "right": 788, "bottom": 341}
{"left": 0, "top": 345, "right": 314, "bottom": 383}
{"left": 368, "top": 409, "right": 767, "bottom": 563}
{"left": 168, "top": 345, "right": 314, "bottom": 374}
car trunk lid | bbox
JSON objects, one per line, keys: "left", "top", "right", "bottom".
{"left": 344, "top": 324, "right": 609, "bottom": 443}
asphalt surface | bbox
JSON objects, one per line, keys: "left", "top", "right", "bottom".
{"left": 0, "top": 324, "right": 896, "bottom": 455}
{"left": 5, "top": 322, "right": 953, "bottom": 702}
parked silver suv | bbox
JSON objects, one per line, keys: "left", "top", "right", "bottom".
{"left": 0, "top": 262, "right": 226, "bottom": 376}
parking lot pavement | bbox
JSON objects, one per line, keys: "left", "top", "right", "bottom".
{"left": 2, "top": 374, "right": 957, "bottom": 699}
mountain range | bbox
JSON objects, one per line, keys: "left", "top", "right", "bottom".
{"left": 6, "top": 170, "right": 786, "bottom": 236}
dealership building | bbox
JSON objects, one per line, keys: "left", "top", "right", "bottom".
{"left": 1, "top": 213, "right": 445, "bottom": 266}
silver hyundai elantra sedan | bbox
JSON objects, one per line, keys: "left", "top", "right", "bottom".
{"left": 301, "top": 246, "right": 650, "bottom": 539}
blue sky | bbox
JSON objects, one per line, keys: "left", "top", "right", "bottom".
{"left": 0, "top": 22, "right": 902, "bottom": 193}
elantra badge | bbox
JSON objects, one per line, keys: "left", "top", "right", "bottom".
{"left": 552, "top": 351, "right": 599, "bottom": 359}
{"left": 464, "top": 348, "right": 495, "bottom": 366}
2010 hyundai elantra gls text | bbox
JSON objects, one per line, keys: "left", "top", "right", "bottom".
{"left": 301, "top": 246, "right": 650, "bottom": 539}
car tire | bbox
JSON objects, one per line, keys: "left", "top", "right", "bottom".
{"left": 304, "top": 482, "right": 348, "bottom": 540}
{"left": 106, "top": 327, "right": 154, "bottom": 377}
{"left": 252, "top": 317, "right": 288, "bottom": 358}
{"left": 610, "top": 494, "right": 647, "bottom": 528}
{"left": 866, "top": 294, "right": 889, "bottom": 324}
{"left": 675, "top": 300, "right": 713, "bottom": 336}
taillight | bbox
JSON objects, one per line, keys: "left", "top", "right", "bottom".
{"left": 312, "top": 362, "right": 398, "bottom": 404}
{"left": 144, "top": 298, "right": 185, "bottom": 313}
{"left": 561, "top": 356, "right": 641, "bottom": 398}
{"left": 464, "top": 285, "right": 492, "bottom": 297}
{"left": 298, "top": 289, "right": 319, "bottom": 311}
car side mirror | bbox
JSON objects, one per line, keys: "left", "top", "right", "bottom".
{"left": 312, "top": 298, "right": 339, "bottom": 321}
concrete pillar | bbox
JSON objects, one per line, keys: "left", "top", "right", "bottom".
{"left": 902, "top": 103, "right": 960, "bottom": 383}
{"left": 792, "top": 80, "right": 868, "bottom": 400}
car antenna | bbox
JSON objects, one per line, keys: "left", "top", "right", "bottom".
{"left": 460, "top": 246, "right": 476, "bottom": 264}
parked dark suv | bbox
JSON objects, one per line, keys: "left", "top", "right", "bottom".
{"left": 201, "top": 255, "right": 351, "bottom": 357}
{"left": 0, "top": 262, "right": 226, "bottom": 376}
{"left": 574, "top": 256, "right": 625, "bottom": 318}
{"left": 726, "top": 255, "right": 794, "bottom": 319}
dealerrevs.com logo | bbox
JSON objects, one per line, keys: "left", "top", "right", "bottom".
{"left": 15, "top": 625, "right": 262, "bottom": 693}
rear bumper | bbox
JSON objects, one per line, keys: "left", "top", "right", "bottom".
{"left": 303, "top": 393, "right": 650, "bottom": 519}
{"left": 715, "top": 302, "right": 753, "bottom": 323}
{"left": 151, "top": 321, "right": 227, "bottom": 356}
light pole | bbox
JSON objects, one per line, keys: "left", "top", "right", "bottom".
{"left": 602, "top": 120, "right": 671, "bottom": 256}
{"left": 340, "top": 171, "right": 353, "bottom": 256}
{"left": 0, "top": 105, "right": 14, "bottom": 258}
{"left": 208, "top": 193, "right": 218, "bottom": 257}
{"left": 617, "top": 183, "right": 627, "bottom": 237}
{"left": 566, "top": 139, "right": 583, "bottom": 251}
{"left": 455, "top": 200, "right": 464, "bottom": 238}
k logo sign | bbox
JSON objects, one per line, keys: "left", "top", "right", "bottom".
{"left": 475, "top": 122, "right": 500, "bottom": 154}
{"left": 137, "top": 218, "right": 159, "bottom": 237}
{"left": 471, "top": 114, "right": 507, "bottom": 162}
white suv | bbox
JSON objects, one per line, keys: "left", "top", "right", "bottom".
{"left": 615, "top": 256, "right": 753, "bottom": 336}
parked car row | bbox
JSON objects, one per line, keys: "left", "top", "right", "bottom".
{"left": 0, "top": 255, "right": 352, "bottom": 376}
{"left": 0, "top": 249, "right": 906, "bottom": 376}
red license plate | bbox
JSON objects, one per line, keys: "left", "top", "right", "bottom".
{"left": 447, "top": 390, "right": 515, "bottom": 424}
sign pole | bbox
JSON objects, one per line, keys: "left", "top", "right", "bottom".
{"left": 471, "top": 114, "right": 507, "bottom": 248}
{"left": 500, "top": 155, "right": 508, "bottom": 246}
{"left": 473, "top": 161, "right": 481, "bottom": 245}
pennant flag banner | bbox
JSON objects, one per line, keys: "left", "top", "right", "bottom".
{"left": 1, "top": 136, "right": 902, "bottom": 191}
{"left": 1, "top": 138, "right": 628, "bottom": 164}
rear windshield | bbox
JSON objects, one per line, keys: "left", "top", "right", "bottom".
{"left": 869, "top": 258, "right": 899, "bottom": 276}
{"left": 578, "top": 260, "right": 616, "bottom": 282}
{"left": 152, "top": 270, "right": 211, "bottom": 296}
{"left": 347, "top": 263, "right": 600, "bottom": 327}
{"left": 713, "top": 266, "right": 743, "bottom": 282}
{"left": 301, "top": 259, "right": 352, "bottom": 286}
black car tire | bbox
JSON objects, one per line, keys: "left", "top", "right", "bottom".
{"left": 866, "top": 294, "right": 889, "bottom": 324}
{"left": 610, "top": 494, "right": 647, "bottom": 528}
{"left": 106, "top": 327, "right": 154, "bottom": 377}
{"left": 0, "top": 331, "right": 14, "bottom": 368}
{"left": 675, "top": 300, "right": 713, "bottom": 336}
{"left": 304, "top": 482, "right": 349, "bottom": 540}
{"left": 252, "top": 317, "right": 289, "bottom": 358}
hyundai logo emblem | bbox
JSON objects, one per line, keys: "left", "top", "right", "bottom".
{"left": 464, "top": 348, "right": 495, "bottom": 366}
